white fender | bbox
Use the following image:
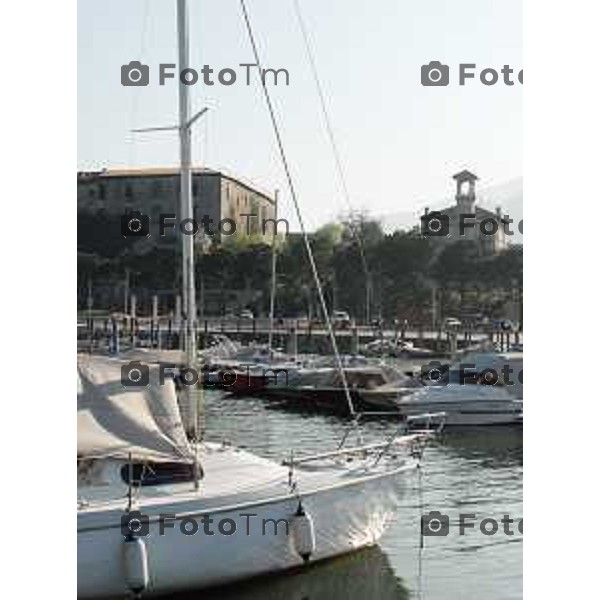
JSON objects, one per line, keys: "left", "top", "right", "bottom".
{"left": 291, "top": 502, "right": 315, "bottom": 562}
{"left": 123, "top": 536, "right": 149, "bottom": 595}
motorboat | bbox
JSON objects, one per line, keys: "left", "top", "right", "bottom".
{"left": 222, "top": 354, "right": 375, "bottom": 397}
{"left": 358, "top": 368, "right": 523, "bottom": 426}
{"left": 222, "top": 361, "right": 302, "bottom": 395}
{"left": 259, "top": 363, "right": 415, "bottom": 413}
{"left": 454, "top": 348, "right": 523, "bottom": 399}
{"left": 362, "top": 338, "right": 435, "bottom": 359}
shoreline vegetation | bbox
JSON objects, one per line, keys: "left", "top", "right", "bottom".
{"left": 78, "top": 212, "right": 522, "bottom": 322}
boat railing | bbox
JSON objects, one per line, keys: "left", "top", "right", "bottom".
{"left": 282, "top": 413, "right": 446, "bottom": 468}
{"left": 335, "top": 409, "right": 446, "bottom": 452}
{"left": 371, "top": 412, "right": 447, "bottom": 466}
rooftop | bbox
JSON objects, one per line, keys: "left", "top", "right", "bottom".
{"left": 79, "top": 166, "right": 225, "bottom": 178}
{"left": 452, "top": 169, "right": 479, "bottom": 182}
{"left": 77, "top": 166, "right": 274, "bottom": 202}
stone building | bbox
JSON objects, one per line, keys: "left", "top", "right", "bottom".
{"left": 77, "top": 166, "right": 279, "bottom": 245}
{"left": 423, "top": 170, "right": 509, "bottom": 255}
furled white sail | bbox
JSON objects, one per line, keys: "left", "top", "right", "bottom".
{"left": 77, "top": 354, "right": 193, "bottom": 462}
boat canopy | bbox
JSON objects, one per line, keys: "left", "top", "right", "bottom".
{"left": 77, "top": 354, "right": 193, "bottom": 463}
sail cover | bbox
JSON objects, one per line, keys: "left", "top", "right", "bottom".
{"left": 77, "top": 354, "right": 193, "bottom": 462}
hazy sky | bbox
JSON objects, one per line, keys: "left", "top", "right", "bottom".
{"left": 78, "top": 0, "right": 522, "bottom": 230}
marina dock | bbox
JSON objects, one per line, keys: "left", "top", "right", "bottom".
{"left": 78, "top": 314, "right": 521, "bottom": 355}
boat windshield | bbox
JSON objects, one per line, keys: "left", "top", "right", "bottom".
{"left": 447, "top": 369, "right": 505, "bottom": 385}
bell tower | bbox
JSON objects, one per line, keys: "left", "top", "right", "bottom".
{"left": 453, "top": 170, "right": 478, "bottom": 213}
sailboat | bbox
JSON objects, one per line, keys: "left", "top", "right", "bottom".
{"left": 77, "top": 1, "right": 439, "bottom": 597}
{"left": 77, "top": 353, "right": 431, "bottom": 597}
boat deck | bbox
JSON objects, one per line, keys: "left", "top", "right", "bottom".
{"left": 78, "top": 442, "right": 413, "bottom": 518}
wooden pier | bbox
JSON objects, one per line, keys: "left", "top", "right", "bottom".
{"left": 78, "top": 314, "right": 521, "bottom": 355}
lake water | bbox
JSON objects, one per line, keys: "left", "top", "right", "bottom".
{"left": 177, "top": 389, "right": 523, "bottom": 600}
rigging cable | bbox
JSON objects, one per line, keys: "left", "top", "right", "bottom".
{"left": 417, "top": 460, "right": 424, "bottom": 600}
{"left": 126, "top": 0, "right": 152, "bottom": 168}
{"left": 291, "top": 0, "right": 374, "bottom": 324}
{"left": 238, "top": 0, "right": 360, "bottom": 430}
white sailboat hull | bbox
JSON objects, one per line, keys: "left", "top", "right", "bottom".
{"left": 78, "top": 462, "right": 410, "bottom": 598}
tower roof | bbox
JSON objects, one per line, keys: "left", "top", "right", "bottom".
{"left": 452, "top": 169, "right": 478, "bottom": 182}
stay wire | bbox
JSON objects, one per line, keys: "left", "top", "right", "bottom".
{"left": 292, "top": 0, "right": 374, "bottom": 323}
{"left": 238, "top": 0, "right": 361, "bottom": 434}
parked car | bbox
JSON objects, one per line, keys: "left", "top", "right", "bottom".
{"left": 332, "top": 311, "right": 352, "bottom": 329}
{"left": 496, "top": 319, "right": 517, "bottom": 331}
{"left": 239, "top": 309, "right": 254, "bottom": 320}
{"left": 443, "top": 317, "right": 462, "bottom": 330}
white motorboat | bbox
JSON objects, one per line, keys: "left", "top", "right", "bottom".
{"left": 359, "top": 369, "right": 522, "bottom": 426}
{"left": 457, "top": 349, "right": 523, "bottom": 399}
{"left": 357, "top": 346, "right": 524, "bottom": 425}
{"left": 77, "top": 354, "right": 431, "bottom": 598}
{"left": 362, "top": 338, "right": 435, "bottom": 359}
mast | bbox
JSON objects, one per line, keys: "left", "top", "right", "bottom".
{"left": 177, "top": 0, "right": 201, "bottom": 471}
{"left": 267, "top": 190, "right": 279, "bottom": 354}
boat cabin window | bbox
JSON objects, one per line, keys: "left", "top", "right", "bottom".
{"left": 120, "top": 462, "right": 196, "bottom": 486}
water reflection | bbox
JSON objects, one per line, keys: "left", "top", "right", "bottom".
{"left": 436, "top": 427, "right": 523, "bottom": 466}
{"left": 171, "top": 546, "right": 409, "bottom": 600}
